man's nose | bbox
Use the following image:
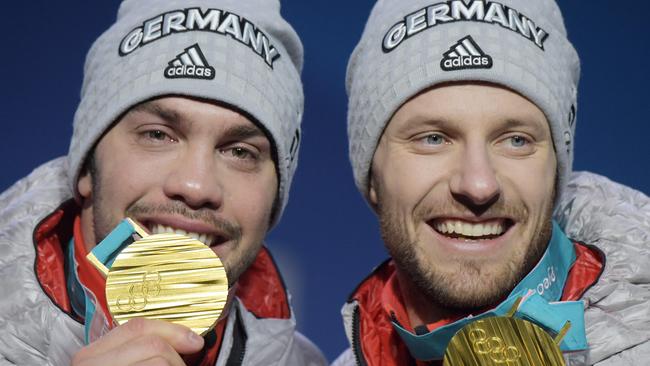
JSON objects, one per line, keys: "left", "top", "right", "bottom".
{"left": 449, "top": 144, "right": 501, "bottom": 208}
{"left": 162, "top": 147, "right": 223, "bottom": 210}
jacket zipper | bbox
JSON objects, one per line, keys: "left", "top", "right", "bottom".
{"left": 351, "top": 305, "right": 368, "bottom": 366}
{"left": 225, "top": 307, "right": 247, "bottom": 366}
{"left": 236, "top": 339, "right": 246, "bottom": 366}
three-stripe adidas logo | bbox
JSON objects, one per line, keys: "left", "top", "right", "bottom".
{"left": 164, "top": 44, "right": 215, "bottom": 80}
{"left": 440, "top": 36, "right": 493, "bottom": 71}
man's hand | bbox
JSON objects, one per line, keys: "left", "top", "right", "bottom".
{"left": 71, "top": 318, "right": 204, "bottom": 366}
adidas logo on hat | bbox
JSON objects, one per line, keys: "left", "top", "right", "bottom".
{"left": 440, "top": 36, "right": 493, "bottom": 71}
{"left": 164, "top": 44, "right": 215, "bottom": 80}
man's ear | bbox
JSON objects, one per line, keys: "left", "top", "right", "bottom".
{"left": 77, "top": 169, "right": 92, "bottom": 199}
{"left": 368, "top": 173, "right": 379, "bottom": 210}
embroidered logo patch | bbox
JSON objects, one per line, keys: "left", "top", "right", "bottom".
{"left": 164, "top": 44, "right": 215, "bottom": 80}
{"left": 440, "top": 36, "right": 493, "bottom": 71}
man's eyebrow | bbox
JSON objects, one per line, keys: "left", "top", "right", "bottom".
{"left": 395, "top": 116, "right": 459, "bottom": 134}
{"left": 130, "top": 101, "right": 182, "bottom": 125}
{"left": 222, "top": 124, "right": 267, "bottom": 141}
{"left": 500, "top": 117, "right": 547, "bottom": 134}
{"left": 129, "top": 102, "right": 267, "bottom": 140}
{"left": 394, "top": 115, "right": 548, "bottom": 137}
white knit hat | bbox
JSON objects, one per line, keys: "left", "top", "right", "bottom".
{"left": 68, "top": 0, "right": 304, "bottom": 224}
{"left": 347, "top": 0, "right": 580, "bottom": 204}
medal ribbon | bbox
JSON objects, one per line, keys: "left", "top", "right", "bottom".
{"left": 393, "top": 221, "right": 588, "bottom": 360}
{"left": 75, "top": 219, "right": 140, "bottom": 343}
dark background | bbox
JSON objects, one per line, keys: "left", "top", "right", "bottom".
{"left": 1, "top": 1, "right": 648, "bottom": 361}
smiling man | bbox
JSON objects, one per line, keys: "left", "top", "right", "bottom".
{"left": 0, "top": 0, "right": 326, "bottom": 365}
{"left": 334, "top": 0, "right": 650, "bottom": 365}
{"left": 371, "top": 84, "right": 557, "bottom": 314}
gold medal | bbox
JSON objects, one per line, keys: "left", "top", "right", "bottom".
{"left": 443, "top": 298, "right": 570, "bottom": 366}
{"left": 89, "top": 218, "right": 229, "bottom": 336}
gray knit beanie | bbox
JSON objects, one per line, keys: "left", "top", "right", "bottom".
{"left": 347, "top": 0, "right": 580, "bottom": 204}
{"left": 68, "top": 0, "right": 303, "bottom": 225}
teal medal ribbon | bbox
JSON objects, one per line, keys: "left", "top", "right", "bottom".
{"left": 88, "top": 219, "right": 139, "bottom": 270}
{"left": 69, "top": 237, "right": 110, "bottom": 345}
{"left": 69, "top": 219, "right": 139, "bottom": 343}
{"left": 393, "top": 221, "right": 588, "bottom": 360}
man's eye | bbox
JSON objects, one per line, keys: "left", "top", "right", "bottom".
{"left": 424, "top": 134, "right": 446, "bottom": 145}
{"left": 227, "top": 146, "right": 256, "bottom": 160}
{"left": 145, "top": 130, "right": 173, "bottom": 141}
{"left": 509, "top": 135, "right": 528, "bottom": 147}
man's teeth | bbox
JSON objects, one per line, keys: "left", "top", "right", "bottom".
{"left": 151, "top": 224, "right": 216, "bottom": 246}
{"left": 435, "top": 220, "right": 505, "bottom": 237}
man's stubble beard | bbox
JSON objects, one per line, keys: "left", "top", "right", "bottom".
{"left": 376, "top": 191, "right": 554, "bottom": 312}
{"left": 89, "top": 163, "right": 257, "bottom": 285}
